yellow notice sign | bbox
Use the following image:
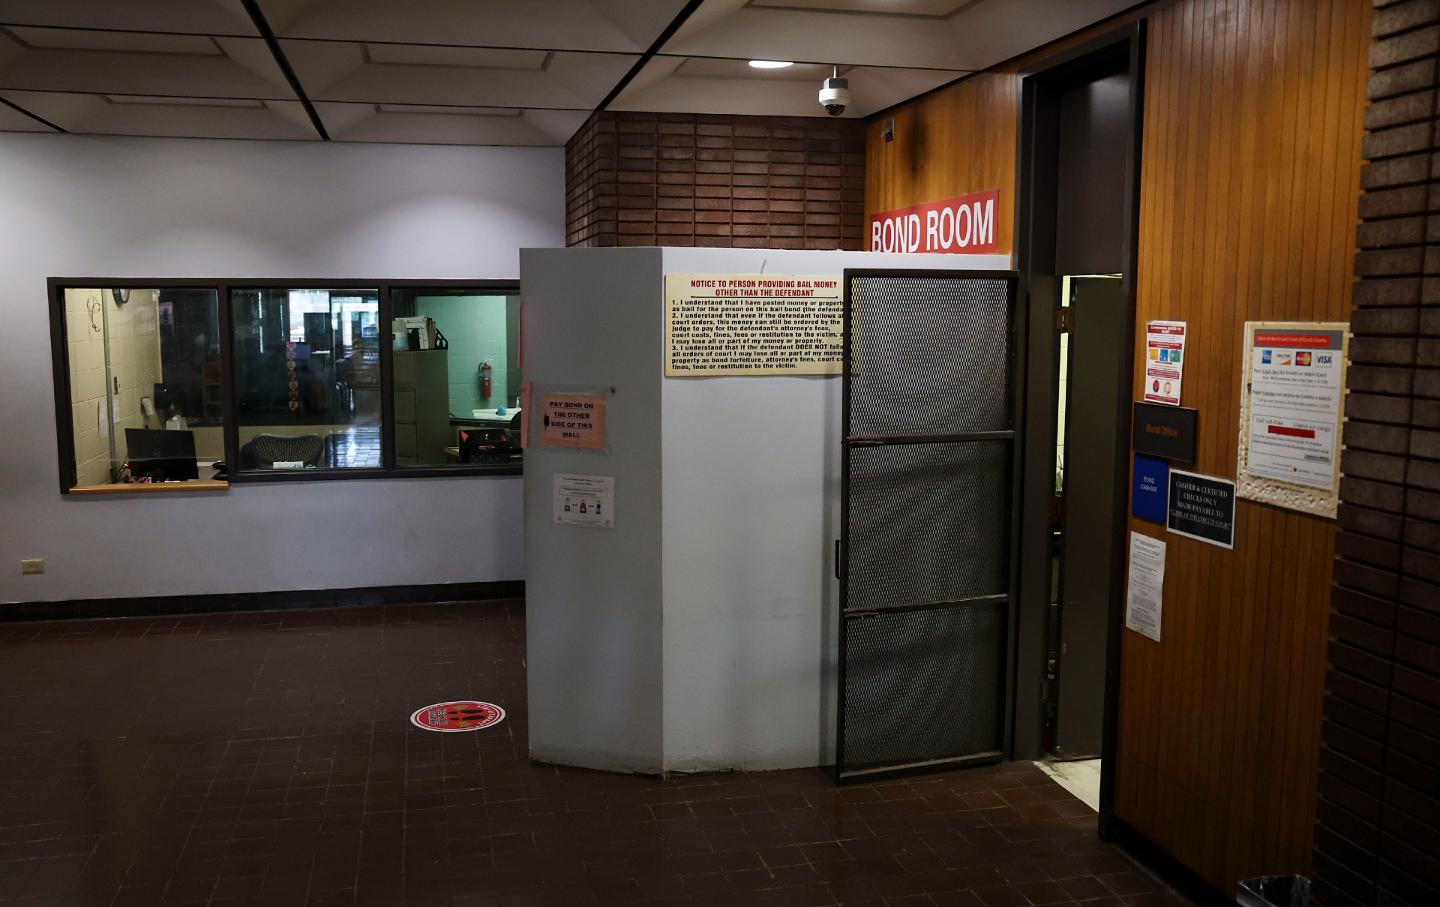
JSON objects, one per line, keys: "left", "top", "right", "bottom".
{"left": 664, "top": 274, "right": 844, "bottom": 376}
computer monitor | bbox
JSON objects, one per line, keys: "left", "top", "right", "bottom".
{"left": 125, "top": 428, "right": 199, "bottom": 481}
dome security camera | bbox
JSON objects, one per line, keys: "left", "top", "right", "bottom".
{"left": 819, "top": 68, "right": 850, "bottom": 117}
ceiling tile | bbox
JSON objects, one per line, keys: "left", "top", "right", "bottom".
{"left": 314, "top": 101, "right": 588, "bottom": 145}
{"left": 663, "top": 0, "right": 1138, "bottom": 71}
{"left": 0, "top": 97, "right": 52, "bottom": 131}
{"left": 282, "top": 41, "right": 635, "bottom": 109}
{"left": 0, "top": 29, "right": 296, "bottom": 100}
{"left": 360, "top": 44, "right": 549, "bottom": 70}
{"left": 0, "top": 89, "right": 317, "bottom": 139}
{"left": 257, "top": 0, "right": 691, "bottom": 53}
{"left": 750, "top": 0, "right": 970, "bottom": 14}
{"left": 0, "top": 0, "right": 258, "bottom": 36}
{"left": 611, "top": 56, "right": 964, "bottom": 119}
{"left": 6, "top": 28, "right": 227, "bottom": 54}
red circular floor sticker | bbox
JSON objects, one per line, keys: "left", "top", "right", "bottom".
{"left": 409, "top": 701, "right": 506, "bottom": 733}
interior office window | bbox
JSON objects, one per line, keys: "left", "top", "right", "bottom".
{"left": 62, "top": 287, "right": 223, "bottom": 487}
{"left": 390, "top": 288, "right": 522, "bottom": 469}
{"left": 230, "top": 288, "right": 382, "bottom": 471}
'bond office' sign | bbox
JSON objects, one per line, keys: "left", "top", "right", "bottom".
{"left": 868, "top": 189, "right": 1000, "bottom": 254}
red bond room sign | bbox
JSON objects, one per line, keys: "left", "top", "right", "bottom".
{"left": 868, "top": 189, "right": 1000, "bottom": 254}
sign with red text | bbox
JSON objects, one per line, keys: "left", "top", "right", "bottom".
{"left": 1143, "top": 321, "right": 1187, "bottom": 405}
{"left": 664, "top": 274, "right": 843, "bottom": 376}
{"left": 1238, "top": 322, "right": 1348, "bottom": 516}
{"left": 540, "top": 393, "right": 606, "bottom": 449}
{"left": 868, "top": 189, "right": 1000, "bottom": 254}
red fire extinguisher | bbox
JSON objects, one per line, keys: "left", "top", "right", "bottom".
{"left": 479, "top": 360, "right": 492, "bottom": 400}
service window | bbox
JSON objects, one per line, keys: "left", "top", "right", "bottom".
{"left": 389, "top": 287, "right": 522, "bottom": 471}
{"left": 57, "top": 287, "right": 225, "bottom": 491}
{"left": 230, "top": 287, "right": 382, "bottom": 472}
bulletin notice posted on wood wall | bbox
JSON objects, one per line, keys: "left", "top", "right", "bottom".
{"left": 664, "top": 274, "right": 843, "bottom": 376}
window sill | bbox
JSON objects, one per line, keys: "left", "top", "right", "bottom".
{"left": 68, "top": 480, "right": 230, "bottom": 495}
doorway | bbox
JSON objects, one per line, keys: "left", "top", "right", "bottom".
{"left": 1013, "top": 24, "right": 1145, "bottom": 833}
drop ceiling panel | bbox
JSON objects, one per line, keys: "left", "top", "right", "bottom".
{"left": 282, "top": 41, "right": 635, "bottom": 109}
{"left": 360, "top": 44, "right": 550, "bottom": 70}
{"left": 5, "top": 28, "right": 226, "bottom": 55}
{"left": 256, "top": 0, "right": 692, "bottom": 53}
{"left": 315, "top": 101, "right": 588, "bottom": 145}
{"left": 664, "top": 0, "right": 1137, "bottom": 71}
{"left": 0, "top": 98, "right": 51, "bottom": 130}
{"left": 0, "top": 90, "right": 316, "bottom": 139}
{"left": 0, "top": 30, "right": 296, "bottom": 100}
{"left": 611, "top": 57, "right": 964, "bottom": 119}
{"left": 0, "top": 0, "right": 258, "bottom": 36}
{"left": 750, "top": 0, "right": 971, "bottom": 15}
{"left": 672, "top": 58, "right": 836, "bottom": 82}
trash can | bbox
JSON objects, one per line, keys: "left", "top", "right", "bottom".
{"left": 1237, "top": 875, "right": 1311, "bottom": 907}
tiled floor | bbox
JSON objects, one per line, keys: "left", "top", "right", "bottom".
{"left": 1033, "top": 762, "right": 1100, "bottom": 814}
{"left": 0, "top": 602, "right": 1190, "bottom": 907}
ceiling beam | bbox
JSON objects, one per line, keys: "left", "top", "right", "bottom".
{"left": 240, "top": 0, "right": 330, "bottom": 140}
{"left": 596, "top": 0, "right": 706, "bottom": 112}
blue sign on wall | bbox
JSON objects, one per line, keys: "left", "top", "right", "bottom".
{"left": 1132, "top": 454, "right": 1169, "bottom": 524}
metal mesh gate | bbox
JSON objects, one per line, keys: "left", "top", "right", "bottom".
{"left": 838, "top": 270, "right": 1020, "bottom": 781}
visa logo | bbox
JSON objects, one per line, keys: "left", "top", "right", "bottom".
{"left": 1317, "top": 354, "right": 1333, "bottom": 365}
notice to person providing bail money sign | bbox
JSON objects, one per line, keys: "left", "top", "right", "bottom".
{"left": 665, "top": 274, "right": 844, "bottom": 376}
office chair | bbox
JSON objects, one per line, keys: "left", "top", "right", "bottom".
{"left": 240, "top": 433, "right": 326, "bottom": 470}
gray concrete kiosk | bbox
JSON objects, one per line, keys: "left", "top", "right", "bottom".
{"left": 521, "top": 247, "right": 1008, "bottom": 775}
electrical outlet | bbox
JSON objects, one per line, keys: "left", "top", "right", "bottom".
{"left": 20, "top": 559, "right": 44, "bottom": 575}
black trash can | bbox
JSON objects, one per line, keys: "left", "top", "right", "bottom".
{"left": 1237, "top": 875, "right": 1311, "bottom": 907}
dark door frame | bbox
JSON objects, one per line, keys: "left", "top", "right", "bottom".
{"left": 1011, "top": 21, "right": 1146, "bottom": 837}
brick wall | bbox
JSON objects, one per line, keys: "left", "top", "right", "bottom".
{"left": 563, "top": 111, "right": 866, "bottom": 249}
{"left": 1315, "top": 2, "right": 1440, "bottom": 905}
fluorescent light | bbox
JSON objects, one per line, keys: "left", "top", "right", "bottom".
{"left": 748, "top": 60, "right": 793, "bottom": 69}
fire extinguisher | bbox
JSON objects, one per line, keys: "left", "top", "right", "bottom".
{"left": 479, "top": 360, "right": 492, "bottom": 400}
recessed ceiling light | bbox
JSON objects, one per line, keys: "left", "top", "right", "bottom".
{"left": 748, "top": 60, "right": 794, "bottom": 69}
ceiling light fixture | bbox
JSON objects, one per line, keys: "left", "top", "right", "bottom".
{"left": 748, "top": 60, "right": 793, "bottom": 69}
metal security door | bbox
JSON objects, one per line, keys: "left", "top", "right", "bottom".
{"left": 838, "top": 270, "right": 1020, "bottom": 781}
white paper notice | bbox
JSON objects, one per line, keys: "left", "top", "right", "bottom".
{"left": 1143, "top": 321, "right": 1187, "bottom": 405}
{"left": 1244, "top": 325, "right": 1346, "bottom": 492}
{"left": 1125, "top": 532, "right": 1166, "bottom": 643}
{"left": 553, "top": 473, "right": 614, "bottom": 529}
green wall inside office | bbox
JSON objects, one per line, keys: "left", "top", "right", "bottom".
{"left": 412, "top": 295, "right": 517, "bottom": 416}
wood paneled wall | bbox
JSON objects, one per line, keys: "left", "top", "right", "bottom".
{"left": 1120, "top": 0, "right": 1367, "bottom": 892}
{"left": 865, "top": 0, "right": 1370, "bottom": 895}
{"left": 865, "top": 72, "right": 1023, "bottom": 253}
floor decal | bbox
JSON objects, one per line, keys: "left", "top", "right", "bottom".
{"left": 409, "top": 700, "right": 505, "bottom": 732}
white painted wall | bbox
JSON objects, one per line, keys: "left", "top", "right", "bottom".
{"left": 521, "top": 248, "right": 665, "bottom": 774}
{"left": 522, "top": 246, "right": 1009, "bottom": 774}
{"left": 0, "top": 132, "right": 563, "bottom": 605}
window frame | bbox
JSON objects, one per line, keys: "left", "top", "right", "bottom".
{"left": 48, "top": 277, "right": 523, "bottom": 494}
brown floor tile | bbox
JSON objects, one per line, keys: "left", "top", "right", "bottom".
{"left": 0, "top": 601, "right": 1192, "bottom": 907}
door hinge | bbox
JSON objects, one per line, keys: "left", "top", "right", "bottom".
{"left": 1055, "top": 306, "right": 1072, "bottom": 333}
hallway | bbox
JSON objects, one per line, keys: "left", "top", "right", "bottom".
{"left": 0, "top": 602, "right": 1187, "bottom": 906}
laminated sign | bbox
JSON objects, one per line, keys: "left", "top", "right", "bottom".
{"left": 1143, "top": 321, "right": 1187, "bottom": 405}
{"left": 540, "top": 393, "right": 605, "bottom": 449}
{"left": 665, "top": 274, "right": 844, "bottom": 376}
{"left": 1237, "top": 322, "right": 1348, "bottom": 518}
{"left": 1167, "top": 469, "right": 1235, "bottom": 550}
